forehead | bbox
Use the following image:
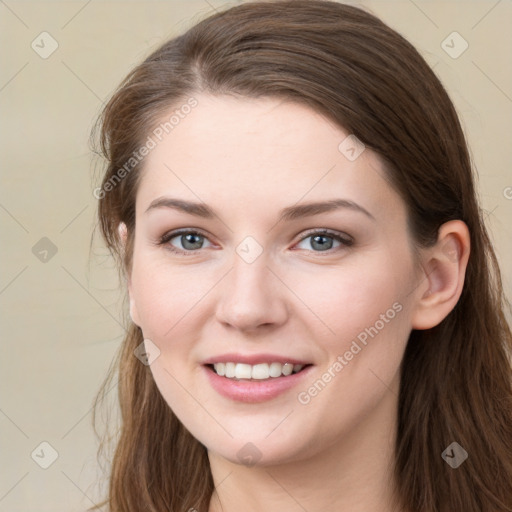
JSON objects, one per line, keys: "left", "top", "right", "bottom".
{"left": 147, "top": 94, "right": 345, "bottom": 170}
{"left": 135, "top": 94, "right": 404, "bottom": 224}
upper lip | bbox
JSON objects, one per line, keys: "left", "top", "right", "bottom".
{"left": 202, "top": 353, "right": 312, "bottom": 366}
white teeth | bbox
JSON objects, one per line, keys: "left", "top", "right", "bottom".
{"left": 235, "top": 363, "right": 252, "bottom": 379}
{"left": 269, "top": 362, "right": 282, "bottom": 377}
{"left": 282, "top": 363, "right": 293, "bottom": 376}
{"left": 215, "top": 362, "right": 225, "bottom": 376}
{"left": 212, "top": 362, "right": 305, "bottom": 379}
{"left": 251, "top": 363, "right": 270, "bottom": 380}
{"left": 225, "top": 362, "right": 236, "bottom": 378}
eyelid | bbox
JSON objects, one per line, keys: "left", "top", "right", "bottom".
{"left": 296, "top": 228, "right": 353, "bottom": 245}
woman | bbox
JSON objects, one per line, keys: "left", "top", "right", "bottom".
{"left": 90, "top": 1, "right": 512, "bottom": 511}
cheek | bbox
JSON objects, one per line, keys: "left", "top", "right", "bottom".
{"left": 287, "top": 257, "right": 408, "bottom": 345}
{"left": 288, "top": 264, "right": 412, "bottom": 439}
{"left": 130, "top": 253, "right": 214, "bottom": 339}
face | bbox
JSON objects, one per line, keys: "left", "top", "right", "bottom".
{"left": 127, "top": 94, "right": 422, "bottom": 466}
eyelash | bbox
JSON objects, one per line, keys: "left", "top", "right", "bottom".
{"left": 157, "top": 228, "right": 354, "bottom": 256}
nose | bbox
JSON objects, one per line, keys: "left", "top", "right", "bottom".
{"left": 215, "top": 252, "right": 289, "bottom": 333}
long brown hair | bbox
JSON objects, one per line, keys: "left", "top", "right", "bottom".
{"left": 89, "top": 1, "right": 512, "bottom": 510}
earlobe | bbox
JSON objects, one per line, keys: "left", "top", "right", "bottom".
{"left": 127, "top": 276, "right": 141, "bottom": 326}
{"left": 129, "top": 295, "right": 141, "bottom": 326}
{"left": 118, "top": 221, "right": 140, "bottom": 326}
{"left": 118, "top": 222, "right": 128, "bottom": 244}
{"left": 411, "top": 220, "right": 470, "bottom": 330}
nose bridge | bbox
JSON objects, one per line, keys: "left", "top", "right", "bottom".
{"left": 215, "top": 242, "right": 287, "bottom": 330}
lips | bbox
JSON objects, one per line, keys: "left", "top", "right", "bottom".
{"left": 204, "top": 364, "right": 313, "bottom": 402}
{"left": 202, "top": 353, "right": 314, "bottom": 402}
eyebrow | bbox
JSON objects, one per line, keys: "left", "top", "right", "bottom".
{"left": 144, "top": 197, "right": 376, "bottom": 222}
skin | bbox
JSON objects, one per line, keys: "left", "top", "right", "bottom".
{"left": 121, "top": 93, "right": 470, "bottom": 512}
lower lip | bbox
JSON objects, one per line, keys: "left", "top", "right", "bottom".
{"left": 203, "top": 365, "right": 313, "bottom": 403}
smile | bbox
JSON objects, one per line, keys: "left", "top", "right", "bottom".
{"left": 203, "top": 362, "right": 313, "bottom": 403}
{"left": 212, "top": 362, "right": 306, "bottom": 380}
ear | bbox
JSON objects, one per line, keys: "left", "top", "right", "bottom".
{"left": 411, "top": 220, "right": 470, "bottom": 330}
{"left": 118, "top": 222, "right": 141, "bottom": 327}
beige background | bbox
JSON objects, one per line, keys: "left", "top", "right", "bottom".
{"left": 1, "top": 1, "right": 511, "bottom": 510}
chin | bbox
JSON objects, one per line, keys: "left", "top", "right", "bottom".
{"left": 204, "top": 429, "right": 317, "bottom": 468}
